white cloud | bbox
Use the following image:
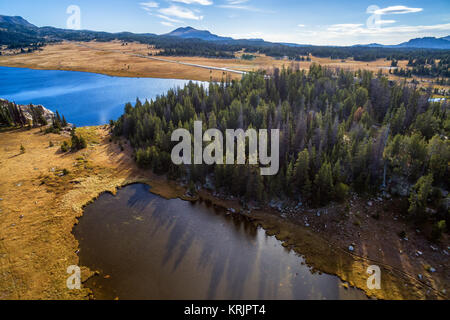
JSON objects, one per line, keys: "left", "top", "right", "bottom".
{"left": 157, "top": 14, "right": 182, "bottom": 23}
{"left": 226, "top": 0, "right": 249, "bottom": 4}
{"left": 326, "top": 22, "right": 450, "bottom": 35}
{"left": 298, "top": 24, "right": 305, "bottom": 27}
{"left": 140, "top": 1, "right": 159, "bottom": 9}
{"left": 327, "top": 24, "right": 363, "bottom": 32}
{"left": 171, "top": 0, "right": 213, "bottom": 5}
{"left": 219, "top": 0, "right": 272, "bottom": 12}
{"left": 231, "top": 22, "right": 450, "bottom": 46}
{"left": 368, "top": 5, "right": 423, "bottom": 15}
{"left": 161, "top": 21, "right": 175, "bottom": 27}
{"left": 159, "top": 5, "right": 204, "bottom": 20}
{"left": 375, "top": 20, "right": 396, "bottom": 25}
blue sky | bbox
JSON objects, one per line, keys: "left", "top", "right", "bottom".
{"left": 1, "top": 0, "right": 449, "bottom": 45}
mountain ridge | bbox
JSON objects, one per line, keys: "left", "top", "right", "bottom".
{"left": 164, "top": 25, "right": 450, "bottom": 49}
{"left": 164, "top": 26, "right": 233, "bottom": 42}
{"left": 1, "top": 15, "right": 449, "bottom": 50}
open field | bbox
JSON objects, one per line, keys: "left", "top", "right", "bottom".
{"left": 0, "top": 126, "right": 448, "bottom": 299}
{"left": 1, "top": 41, "right": 446, "bottom": 88}
{"left": 0, "top": 41, "right": 263, "bottom": 81}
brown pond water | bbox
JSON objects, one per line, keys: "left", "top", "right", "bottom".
{"left": 73, "top": 184, "right": 367, "bottom": 300}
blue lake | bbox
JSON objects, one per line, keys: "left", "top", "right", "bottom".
{"left": 0, "top": 66, "right": 199, "bottom": 126}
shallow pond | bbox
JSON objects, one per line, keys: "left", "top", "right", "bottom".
{"left": 73, "top": 184, "right": 366, "bottom": 300}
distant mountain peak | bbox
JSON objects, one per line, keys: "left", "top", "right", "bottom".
{"left": 173, "top": 26, "right": 195, "bottom": 32}
{"left": 0, "top": 15, "right": 37, "bottom": 29}
{"left": 165, "top": 26, "right": 233, "bottom": 42}
{"left": 397, "top": 36, "right": 450, "bottom": 49}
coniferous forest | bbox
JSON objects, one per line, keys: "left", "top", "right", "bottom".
{"left": 112, "top": 65, "right": 449, "bottom": 226}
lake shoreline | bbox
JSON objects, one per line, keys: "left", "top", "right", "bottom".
{"left": 0, "top": 41, "right": 247, "bottom": 82}
{"left": 0, "top": 67, "right": 201, "bottom": 127}
{"left": 0, "top": 63, "right": 210, "bottom": 81}
{"left": 0, "top": 126, "right": 447, "bottom": 299}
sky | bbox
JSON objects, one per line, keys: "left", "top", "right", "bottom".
{"left": 1, "top": 0, "right": 450, "bottom": 46}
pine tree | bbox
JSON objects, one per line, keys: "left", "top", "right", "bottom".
{"left": 314, "top": 161, "right": 333, "bottom": 204}
{"left": 408, "top": 174, "right": 433, "bottom": 219}
{"left": 293, "top": 150, "right": 311, "bottom": 199}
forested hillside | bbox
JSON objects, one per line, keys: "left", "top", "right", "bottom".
{"left": 112, "top": 65, "right": 449, "bottom": 228}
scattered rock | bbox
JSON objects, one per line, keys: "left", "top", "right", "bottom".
{"left": 390, "top": 177, "right": 411, "bottom": 197}
{"left": 19, "top": 215, "right": 24, "bottom": 219}
{"left": 429, "top": 267, "right": 436, "bottom": 273}
{"left": 418, "top": 274, "right": 423, "bottom": 280}
{"left": 342, "top": 283, "right": 349, "bottom": 289}
{"left": 416, "top": 250, "right": 423, "bottom": 256}
{"left": 367, "top": 201, "right": 373, "bottom": 207}
{"left": 227, "top": 208, "right": 236, "bottom": 214}
{"left": 438, "top": 188, "right": 448, "bottom": 198}
{"left": 430, "top": 245, "right": 438, "bottom": 251}
{"left": 16, "top": 183, "right": 22, "bottom": 187}
{"left": 348, "top": 245, "right": 354, "bottom": 252}
{"left": 0, "top": 198, "right": 3, "bottom": 201}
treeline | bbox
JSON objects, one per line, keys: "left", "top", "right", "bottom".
{"left": 0, "top": 100, "right": 70, "bottom": 134}
{"left": 158, "top": 47, "right": 235, "bottom": 59}
{"left": 0, "top": 101, "right": 47, "bottom": 127}
{"left": 112, "top": 66, "right": 449, "bottom": 225}
{"left": 391, "top": 55, "right": 450, "bottom": 78}
{"left": 45, "top": 110, "right": 68, "bottom": 134}
{"left": 246, "top": 45, "right": 450, "bottom": 63}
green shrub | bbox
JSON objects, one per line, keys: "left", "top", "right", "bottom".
{"left": 431, "top": 220, "right": 447, "bottom": 241}
{"left": 335, "top": 182, "right": 350, "bottom": 201}
{"left": 61, "top": 141, "right": 69, "bottom": 152}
